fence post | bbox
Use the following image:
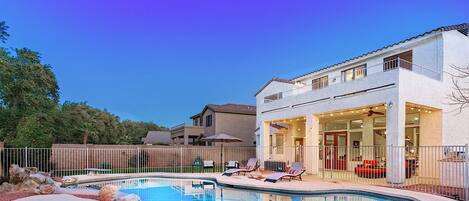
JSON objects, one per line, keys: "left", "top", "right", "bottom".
{"left": 137, "top": 147, "right": 140, "bottom": 173}
{"left": 180, "top": 146, "right": 183, "bottom": 173}
{"left": 464, "top": 144, "right": 469, "bottom": 200}
{"left": 330, "top": 144, "right": 333, "bottom": 179}
{"left": 322, "top": 145, "right": 325, "bottom": 180}
{"left": 86, "top": 147, "right": 89, "bottom": 170}
{"left": 24, "top": 147, "right": 28, "bottom": 168}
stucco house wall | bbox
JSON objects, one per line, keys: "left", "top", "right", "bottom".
{"left": 215, "top": 112, "right": 256, "bottom": 146}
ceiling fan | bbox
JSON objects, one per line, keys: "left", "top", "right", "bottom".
{"left": 363, "top": 107, "right": 385, "bottom": 116}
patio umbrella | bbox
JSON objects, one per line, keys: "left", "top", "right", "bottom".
{"left": 201, "top": 133, "right": 243, "bottom": 170}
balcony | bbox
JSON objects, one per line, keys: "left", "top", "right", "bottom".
{"left": 263, "top": 59, "right": 441, "bottom": 105}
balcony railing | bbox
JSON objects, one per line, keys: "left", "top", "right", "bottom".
{"left": 265, "top": 58, "right": 441, "bottom": 103}
{"left": 170, "top": 123, "right": 203, "bottom": 130}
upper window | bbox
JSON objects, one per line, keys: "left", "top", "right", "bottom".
{"left": 342, "top": 65, "right": 366, "bottom": 82}
{"left": 264, "top": 92, "right": 283, "bottom": 103}
{"left": 312, "top": 76, "right": 328, "bottom": 90}
{"left": 205, "top": 115, "right": 213, "bottom": 127}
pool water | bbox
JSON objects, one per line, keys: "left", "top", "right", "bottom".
{"left": 82, "top": 178, "right": 412, "bottom": 201}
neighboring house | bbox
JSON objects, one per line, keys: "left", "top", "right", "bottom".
{"left": 171, "top": 104, "right": 256, "bottom": 146}
{"left": 255, "top": 23, "right": 469, "bottom": 183}
{"left": 141, "top": 131, "right": 172, "bottom": 145}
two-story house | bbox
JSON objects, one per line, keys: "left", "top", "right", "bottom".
{"left": 255, "top": 23, "right": 469, "bottom": 184}
{"left": 171, "top": 104, "right": 256, "bottom": 146}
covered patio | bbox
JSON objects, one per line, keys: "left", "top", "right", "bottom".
{"left": 261, "top": 102, "right": 443, "bottom": 184}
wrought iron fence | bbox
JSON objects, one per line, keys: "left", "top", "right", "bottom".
{"left": 1, "top": 145, "right": 468, "bottom": 200}
{"left": 0, "top": 146, "right": 256, "bottom": 177}
{"left": 265, "top": 145, "right": 469, "bottom": 200}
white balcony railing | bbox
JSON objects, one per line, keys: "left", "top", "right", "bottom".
{"left": 266, "top": 59, "right": 441, "bottom": 103}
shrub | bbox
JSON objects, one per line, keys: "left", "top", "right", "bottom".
{"left": 128, "top": 150, "right": 149, "bottom": 168}
{"left": 99, "top": 162, "right": 112, "bottom": 169}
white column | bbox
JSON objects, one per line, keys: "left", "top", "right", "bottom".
{"left": 305, "top": 115, "right": 320, "bottom": 174}
{"left": 386, "top": 99, "right": 406, "bottom": 184}
{"left": 258, "top": 121, "right": 271, "bottom": 169}
{"left": 362, "top": 116, "right": 374, "bottom": 160}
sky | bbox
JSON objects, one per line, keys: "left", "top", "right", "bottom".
{"left": 1, "top": 0, "right": 468, "bottom": 127}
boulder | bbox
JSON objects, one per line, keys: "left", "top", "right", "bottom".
{"left": 117, "top": 194, "right": 141, "bottom": 201}
{"left": 30, "top": 173, "right": 47, "bottom": 184}
{"left": 98, "top": 185, "right": 119, "bottom": 201}
{"left": 19, "top": 178, "right": 40, "bottom": 193}
{"left": 9, "top": 165, "right": 29, "bottom": 184}
{"left": 0, "top": 182, "right": 16, "bottom": 193}
{"left": 38, "top": 184, "right": 55, "bottom": 194}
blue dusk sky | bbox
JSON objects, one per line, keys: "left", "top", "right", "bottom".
{"left": 1, "top": 0, "right": 468, "bottom": 127}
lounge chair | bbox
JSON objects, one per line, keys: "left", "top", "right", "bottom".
{"left": 225, "top": 160, "right": 239, "bottom": 169}
{"left": 222, "top": 158, "right": 258, "bottom": 176}
{"left": 264, "top": 162, "right": 305, "bottom": 183}
{"left": 203, "top": 160, "right": 215, "bottom": 172}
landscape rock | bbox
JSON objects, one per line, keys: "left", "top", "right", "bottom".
{"left": 3, "top": 164, "right": 64, "bottom": 195}
{"left": 98, "top": 185, "right": 119, "bottom": 201}
{"left": 19, "top": 179, "right": 40, "bottom": 193}
{"left": 0, "top": 182, "right": 17, "bottom": 193}
{"left": 9, "top": 164, "right": 29, "bottom": 184}
{"left": 117, "top": 194, "right": 141, "bottom": 201}
{"left": 38, "top": 184, "right": 55, "bottom": 194}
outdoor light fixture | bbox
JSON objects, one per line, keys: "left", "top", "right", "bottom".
{"left": 385, "top": 101, "right": 393, "bottom": 108}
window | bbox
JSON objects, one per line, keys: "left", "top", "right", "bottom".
{"left": 342, "top": 65, "right": 366, "bottom": 82}
{"left": 350, "top": 132, "right": 363, "bottom": 161}
{"left": 325, "top": 120, "right": 348, "bottom": 131}
{"left": 373, "top": 117, "right": 386, "bottom": 128}
{"left": 264, "top": 92, "right": 283, "bottom": 103}
{"left": 350, "top": 119, "right": 364, "bottom": 129}
{"left": 275, "top": 134, "right": 284, "bottom": 154}
{"left": 193, "top": 118, "right": 199, "bottom": 126}
{"left": 312, "top": 76, "right": 328, "bottom": 90}
{"left": 205, "top": 115, "right": 212, "bottom": 127}
{"left": 406, "top": 113, "right": 420, "bottom": 126}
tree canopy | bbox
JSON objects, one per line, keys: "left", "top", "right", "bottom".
{"left": 0, "top": 21, "right": 166, "bottom": 147}
{"left": 0, "top": 21, "right": 8, "bottom": 43}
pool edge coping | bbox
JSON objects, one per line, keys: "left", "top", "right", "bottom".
{"left": 67, "top": 173, "right": 453, "bottom": 201}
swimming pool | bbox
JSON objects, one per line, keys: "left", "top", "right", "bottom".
{"left": 80, "top": 178, "right": 414, "bottom": 201}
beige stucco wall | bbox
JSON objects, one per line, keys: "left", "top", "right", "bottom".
{"left": 201, "top": 109, "right": 216, "bottom": 135}
{"left": 214, "top": 112, "right": 256, "bottom": 146}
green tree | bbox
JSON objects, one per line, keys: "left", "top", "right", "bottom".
{"left": 12, "top": 113, "right": 54, "bottom": 147}
{"left": 0, "top": 21, "right": 167, "bottom": 147}
{"left": 0, "top": 48, "right": 60, "bottom": 147}
{"left": 0, "top": 21, "right": 9, "bottom": 43}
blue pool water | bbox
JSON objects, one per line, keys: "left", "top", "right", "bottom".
{"left": 82, "top": 178, "right": 412, "bottom": 201}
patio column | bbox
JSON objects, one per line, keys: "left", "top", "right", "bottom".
{"left": 386, "top": 99, "right": 406, "bottom": 184}
{"left": 258, "top": 121, "right": 271, "bottom": 169}
{"left": 305, "top": 115, "right": 320, "bottom": 174}
{"left": 184, "top": 135, "right": 189, "bottom": 145}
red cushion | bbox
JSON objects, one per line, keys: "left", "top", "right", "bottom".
{"left": 355, "top": 167, "right": 386, "bottom": 174}
{"left": 363, "top": 160, "right": 379, "bottom": 165}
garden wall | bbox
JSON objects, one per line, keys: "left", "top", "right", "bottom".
{"left": 50, "top": 144, "right": 256, "bottom": 171}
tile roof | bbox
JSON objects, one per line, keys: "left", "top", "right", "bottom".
{"left": 291, "top": 23, "right": 469, "bottom": 80}
{"left": 254, "top": 77, "right": 295, "bottom": 96}
{"left": 142, "top": 131, "right": 172, "bottom": 145}
{"left": 192, "top": 104, "right": 257, "bottom": 118}
{"left": 207, "top": 103, "right": 256, "bottom": 115}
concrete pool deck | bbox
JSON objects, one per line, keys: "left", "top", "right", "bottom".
{"left": 70, "top": 172, "right": 454, "bottom": 201}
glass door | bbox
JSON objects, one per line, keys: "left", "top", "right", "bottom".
{"left": 324, "top": 132, "right": 347, "bottom": 170}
